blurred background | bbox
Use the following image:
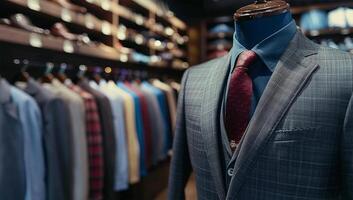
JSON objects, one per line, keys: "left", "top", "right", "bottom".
{"left": 0, "top": 0, "right": 352, "bottom": 200}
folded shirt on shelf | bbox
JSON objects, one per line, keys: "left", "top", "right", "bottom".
{"left": 328, "top": 7, "right": 353, "bottom": 28}
{"left": 9, "top": 13, "right": 50, "bottom": 35}
{"left": 300, "top": 7, "right": 353, "bottom": 32}
{"left": 300, "top": 9, "right": 329, "bottom": 31}
{"left": 48, "top": 0, "right": 87, "bottom": 13}
{"left": 209, "top": 24, "right": 234, "bottom": 34}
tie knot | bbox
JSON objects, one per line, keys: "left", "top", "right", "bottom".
{"left": 235, "top": 50, "right": 257, "bottom": 70}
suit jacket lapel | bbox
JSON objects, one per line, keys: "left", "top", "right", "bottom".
{"left": 226, "top": 32, "right": 320, "bottom": 199}
{"left": 201, "top": 53, "right": 231, "bottom": 200}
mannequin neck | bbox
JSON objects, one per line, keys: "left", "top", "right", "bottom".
{"left": 234, "top": 12, "right": 293, "bottom": 49}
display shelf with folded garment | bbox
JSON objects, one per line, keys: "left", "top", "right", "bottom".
{"left": 200, "top": 16, "right": 235, "bottom": 61}
{"left": 5, "top": 0, "right": 190, "bottom": 45}
{"left": 117, "top": 0, "right": 189, "bottom": 57}
{"left": 304, "top": 27, "right": 353, "bottom": 38}
{"left": 0, "top": 58, "right": 181, "bottom": 200}
{"left": 130, "top": 0, "right": 186, "bottom": 31}
{"left": 3, "top": 0, "right": 110, "bottom": 38}
{"left": 0, "top": 0, "right": 190, "bottom": 70}
{"left": 294, "top": 4, "right": 353, "bottom": 55}
{"left": 117, "top": 0, "right": 188, "bottom": 44}
{"left": 2, "top": 0, "right": 118, "bottom": 50}
{"left": 0, "top": 23, "right": 120, "bottom": 60}
{"left": 290, "top": 1, "right": 353, "bottom": 15}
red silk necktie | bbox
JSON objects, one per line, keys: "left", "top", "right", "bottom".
{"left": 225, "top": 50, "right": 257, "bottom": 152}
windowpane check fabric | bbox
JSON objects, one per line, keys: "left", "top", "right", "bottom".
{"left": 225, "top": 51, "right": 257, "bottom": 151}
{"left": 168, "top": 31, "right": 353, "bottom": 200}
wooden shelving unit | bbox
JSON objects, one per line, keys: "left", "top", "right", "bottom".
{"left": 207, "top": 32, "right": 233, "bottom": 39}
{"left": 0, "top": 0, "right": 189, "bottom": 72}
{"left": 291, "top": 1, "right": 353, "bottom": 15}
{"left": 289, "top": 1, "right": 353, "bottom": 54}
{"left": 0, "top": 24, "right": 183, "bottom": 70}
{"left": 304, "top": 27, "right": 353, "bottom": 38}
{"left": 200, "top": 16, "right": 233, "bottom": 62}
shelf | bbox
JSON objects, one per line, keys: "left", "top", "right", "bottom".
{"left": 291, "top": 1, "right": 353, "bottom": 15}
{"left": 304, "top": 27, "right": 353, "bottom": 37}
{"left": 1, "top": 0, "right": 190, "bottom": 71}
{"left": 0, "top": 25, "right": 187, "bottom": 70}
{"left": 111, "top": 3, "right": 150, "bottom": 28}
{"left": 207, "top": 16, "right": 233, "bottom": 25}
{"left": 5, "top": 0, "right": 109, "bottom": 36}
{"left": 207, "top": 43, "right": 232, "bottom": 51}
{"left": 4, "top": 0, "right": 184, "bottom": 44}
{"left": 131, "top": 0, "right": 186, "bottom": 31}
{"left": 0, "top": 24, "right": 120, "bottom": 60}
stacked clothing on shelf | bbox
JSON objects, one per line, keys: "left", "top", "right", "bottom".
{"left": 207, "top": 23, "right": 234, "bottom": 60}
{"left": 0, "top": 75, "right": 179, "bottom": 200}
{"left": 300, "top": 7, "right": 353, "bottom": 31}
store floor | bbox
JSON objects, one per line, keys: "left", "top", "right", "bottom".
{"left": 155, "top": 174, "right": 197, "bottom": 200}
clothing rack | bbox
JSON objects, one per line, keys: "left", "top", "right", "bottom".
{"left": 0, "top": 58, "right": 178, "bottom": 200}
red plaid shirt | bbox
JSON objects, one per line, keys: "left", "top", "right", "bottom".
{"left": 70, "top": 84, "right": 104, "bottom": 200}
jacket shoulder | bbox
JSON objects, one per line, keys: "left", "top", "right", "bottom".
{"left": 317, "top": 46, "right": 353, "bottom": 66}
{"left": 185, "top": 55, "right": 229, "bottom": 77}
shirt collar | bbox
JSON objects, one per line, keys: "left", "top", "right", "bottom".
{"left": 231, "top": 19, "right": 297, "bottom": 72}
{"left": 0, "top": 78, "right": 12, "bottom": 104}
{"left": 23, "top": 78, "right": 40, "bottom": 95}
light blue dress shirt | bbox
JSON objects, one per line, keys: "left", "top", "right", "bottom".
{"left": 12, "top": 84, "right": 46, "bottom": 200}
{"left": 0, "top": 78, "right": 27, "bottom": 200}
{"left": 118, "top": 82, "right": 147, "bottom": 177}
{"left": 99, "top": 82, "right": 129, "bottom": 191}
{"left": 226, "top": 19, "right": 298, "bottom": 116}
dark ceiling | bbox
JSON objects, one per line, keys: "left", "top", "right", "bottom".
{"left": 158, "top": 0, "right": 324, "bottom": 23}
{"left": 161, "top": 0, "right": 253, "bottom": 23}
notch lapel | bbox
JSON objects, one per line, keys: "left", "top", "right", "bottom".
{"left": 226, "top": 32, "right": 320, "bottom": 199}
{"left": 201, "top": 53, "right": 231, "bottom": 200}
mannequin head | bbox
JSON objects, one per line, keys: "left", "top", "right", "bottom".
{"left": 234, "top": 11, "right": 293, "bottom": 49}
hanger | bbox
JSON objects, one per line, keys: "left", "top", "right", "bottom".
{"left": 111, "top": 68, "right": 120, "bottom": 82}
{"left": 72, "top": 64, "right": 87, "bottom": 83}
{"left": 234, "top": 0, "right": 289, "bottom": 21}
{"left": 41, "top": 62, "right": 54, "bottom": 83}
{"left": 92, "top": 67, "right": 103, "bottom": 84}
{"left": 133, "top": 70, "right": 142, "bottom": 82}
{"left": 119, "top": 69, "right": 128, "bottom": 82}
{"left": 126, "top": 70, "right": 135, "bottom": 82}
{"left": 12, "top": 59, "right": 30, "bottom": 83}
{"left": 56, "top": 63, "right": 68, "bottom": 83}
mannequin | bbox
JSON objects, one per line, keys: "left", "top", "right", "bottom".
{"left": 235, "top": 11, "right": 293, "bottom": 49}
{"left": 233, "top": 0, "right": 293, "bottom": 48}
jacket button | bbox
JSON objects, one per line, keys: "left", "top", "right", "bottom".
{"left": 227, "top": 168, "right": 234, "bottom": 176}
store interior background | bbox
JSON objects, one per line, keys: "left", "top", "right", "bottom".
{"left": 0, "top": 0, "right": 352, "bottom": 199}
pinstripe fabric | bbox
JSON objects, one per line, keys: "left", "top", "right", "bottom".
{"left": 168, "top": 31, "right": 353, "bottom": 200}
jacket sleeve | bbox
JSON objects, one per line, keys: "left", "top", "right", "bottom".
{"left": 168, "top": 69, "right": 192, "bottom": 200}
{"left": 342, "top": 92, "right": 353, "bottom": 199}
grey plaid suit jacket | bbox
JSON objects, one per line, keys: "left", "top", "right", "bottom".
{"left": 168, "top": 31, "right": 353, "bottom": 200}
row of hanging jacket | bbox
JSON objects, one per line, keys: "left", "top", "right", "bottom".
{"left": 0, "top": 64, "right": 180, "bottom": 200}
